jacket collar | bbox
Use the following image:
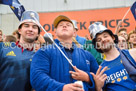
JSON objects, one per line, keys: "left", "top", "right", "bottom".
{"left": 54, "top": 39, "right": 78, "bottom": 49}
{"left": 16, "top": 41, "right": 34, "bottom": 53}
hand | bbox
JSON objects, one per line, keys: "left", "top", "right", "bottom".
{"left": 62, "top": 83, "right": 84, "bottom": 91}
{"left": 117, "top": 21, "right": 123, "bottom": 27}
{"left": 90, "top": 66, "right": 107, "bottom": 91}
{"left": 69, "top": 66, "right": 90, "bottom": 83}
{"left": 115, "top": 21, "right": 123, "bottom": 34}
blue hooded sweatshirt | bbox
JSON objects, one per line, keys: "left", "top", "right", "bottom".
{"left": 30, "top": 39, "right": 99, "bottom": 91}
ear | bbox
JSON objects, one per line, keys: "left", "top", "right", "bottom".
{"left": 112, "top": 35, "right": 115, "bottom": 41}
{"left": 18, "top": 29, "right": 21, "bottom": 35}
{"left": 73, "top": 29, "right": 77, "bottom": 37}
{"left": 54, "top": 28, "right": 57, "bottom": 36}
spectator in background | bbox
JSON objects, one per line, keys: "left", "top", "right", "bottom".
{"left": 34, "top": 40, "right": 41, "bottom": 52}
{"left": 118, "top": 36, "right": 128, "bottom": 50}
{"left": 12, "top": 29, "right": 20, "bottom": 41}
{"left": 85, "top": 34, "right": 90, "bottom": 40}
{"left": 0, "top": 30, "right": 3, "bottom": 42}
{"left": 43, "top": 33, "right": 53, "bottom": 45}
{"left": 34, "top": 35, "right": 46, "bottom": 52}
{"left": 117, "top": 28, "right": 128, "bottom": 41}
{"left": 128, "top": 30, "right": 136, "bottom": 49}
{"left": 37, "top": 34, "right": 45, "bottom": 44}
{"left": 83, "top": 22, "right": 104, "bottom": 65}
{"left": 71, "top": 20, "right": 86, "bottom": 46}
{"left": 115, "top": 21, "right": 128, "bottom": 41}
{"left": 3, "top": 35, "right": 17, "bottom": 42}
{"left": 0, "top": 11, "right": 40, "bottom": 91}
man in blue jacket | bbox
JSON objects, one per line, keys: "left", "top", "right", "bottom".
{"left": 0, "top": 11, "right": 40, "bottom": 91}
{"left": 30, "top": 15, "right": 99, "bottom": 91}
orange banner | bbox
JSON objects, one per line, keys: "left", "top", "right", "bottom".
{"left": 39, "top": 7, "right": 135, "bottom": 39}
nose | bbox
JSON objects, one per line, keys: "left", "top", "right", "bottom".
{"left": 101, "top": 37, "right": 106, "bottom": 43}
{"left": 120, "top": 40, "right": 123, "bottom": 44}
{"left": 63, "top": 24, "right": 67, "bottom": 28}
{"left": 28, "top": 26, "right": 33, "bottom": 31}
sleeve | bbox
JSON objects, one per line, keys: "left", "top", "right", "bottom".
{"left": 30, "top": 48, "right": 65, "bottom": 91}
{"left": 89, "top": 52, "right": 99, "bottom": 74}
{"left": 0, "top": 42, "right": 3, "bottom": 65}
{"left": 85, "top": 52, "right": 99, "bottom": 90}
{"left": 85, "top": 72, "right": 95, "bottom": 91}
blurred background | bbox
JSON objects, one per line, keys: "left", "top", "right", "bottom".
{"left": 0, "top": 0, "right": 135, "bottom": 39}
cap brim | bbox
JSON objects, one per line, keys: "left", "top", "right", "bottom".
{"left": 18, "top": 19, "right": 40, "bottom": 29}
{"left": 53, "top": 15, "right": 72, "bottom": 28}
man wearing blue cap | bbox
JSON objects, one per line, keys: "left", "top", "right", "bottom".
{"left": 0, "top": 11, "right": 40, "bottom": 91}
{"left": 90, "top": 22, "right": 136, "bottom": 90}
{"left": 30, "top": 15, "right": 99, "bottom": 91}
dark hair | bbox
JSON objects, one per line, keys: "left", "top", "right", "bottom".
{"left": 12, "top": 29, "right": 20, "bottom": 39}
{"left": 118, "top": 28, "right": 127, "bottom": 33}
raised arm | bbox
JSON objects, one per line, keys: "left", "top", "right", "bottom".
{"left": 115, "top": 21, "right": 123, "bottom": 35}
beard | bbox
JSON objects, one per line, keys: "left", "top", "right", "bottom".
{"left": 24, "top": 37, "right": 37, "bottom": 43}
{"left": 101, "top": 43, "right": 115, "bottom": 52}
{"left": 102, "top": 46, "right": 112, "bottom": 52}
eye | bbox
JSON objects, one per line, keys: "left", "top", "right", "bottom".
{"left": 58, "top": 24, "right": 63, "bottom": 26}
{"left": 131, "top": 36, "right": 134, "bottom": 38}
{"left": 33, "top": 25, "right": 38, "bottom": 29}
{"left": 120, "top": 33, "right": 124, "bottom": 36}
{"left": 97, "top": 38, "right": 101, "bottom": 42}
{"left": 122, "top": 40, "right": 126, "bottom": 42}
{"left": 67, "top": 24, "right": 71, "bottom": 26}
{"left": 24, "top": 24, "right": 29, "bottom": 27}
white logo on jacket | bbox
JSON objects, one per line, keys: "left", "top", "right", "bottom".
{"left": 86, "top": 60, "right": 90, "bottom": 65}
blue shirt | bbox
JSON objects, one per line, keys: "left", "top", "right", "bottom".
{"left": 101, "top": 50, "right": 136, "bottom": 91}
{"left": 76, "top": 35, "right": 86, "bottom": 45}
{"left": 0, "top": 42, "right": 35, "bottom": 91}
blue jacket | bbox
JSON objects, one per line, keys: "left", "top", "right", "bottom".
{"left": 76, "top": 35, "right": 87, "bottom": 45}
{"left": 30, "top": 39, "right": 99, "bottom": 91}
{"left": 0, "top": 42, "right": 35, "bottom": 91}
